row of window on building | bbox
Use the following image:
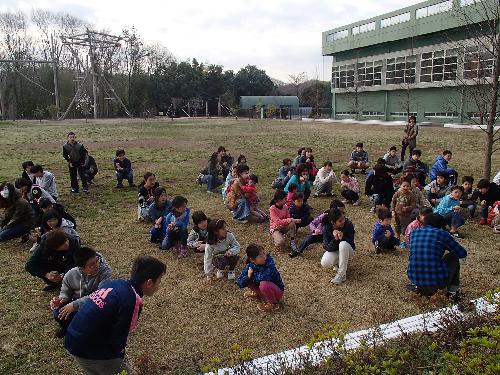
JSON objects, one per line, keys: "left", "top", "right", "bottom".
{"left": 327, "top": 0, "right": 481, "bottom": 42}
{"left": 335, "top": 111, "right": 460, "bottom": 118}
{"left": 332, "top": 46, "right": 494, "bottom": 89}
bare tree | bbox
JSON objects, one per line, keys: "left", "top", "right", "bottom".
{"left": 445, "top": 0, "right": 499, "bottom": 179}
{"left": 288, "top": 72, "right": 307, "bottom": 97}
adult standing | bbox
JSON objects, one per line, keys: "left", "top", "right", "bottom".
{"left": 63, "top": 132, "right": 88, "bottom": 193}
{"left": 401, "top": 115, "right": 418, "bottom": 161}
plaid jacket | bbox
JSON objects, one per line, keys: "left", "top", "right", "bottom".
{"left": 408, "top": 226, "right": 467, "bottom": 287}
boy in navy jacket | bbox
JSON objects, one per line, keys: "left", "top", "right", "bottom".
{"left": 114, "top": 149, "right": 135, "bottom": 188}
{"left": 372, "top": 207, "right": 400, "bottom": 253}
{"left": 64, "top": 256, "right": 166, "bottom": 375}
{"left": 288, "top": 192, "right": 313, "bottom": 229}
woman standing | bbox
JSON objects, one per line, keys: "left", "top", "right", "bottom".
{"left": 401, "top": 115, "right": 418, "bottom": 161}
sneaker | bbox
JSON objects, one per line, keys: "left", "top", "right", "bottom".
{"left": 493, "top": 227, "right": 500, "bottom": 234}
{"left": 195, "top": 173, "right": 203, "bottom": 185}
{"left": 450, "top": 232, "right": 464, "bottom": 239}
{"left": 216, "top": 270, "right": 225, "bottom": 279}
{"left": 352, "top": 200, "right": 361, "bottom": 206}
{"left": 70, "top": 188, "right": 78, "bottom": 193}
{"left": 206, "top": 190, "right": 214, "bottom": 194}
{"left": 341, "top": 199, "right": 348, "bottom": 203}
{"left": 233, "top": 218, "right": 248, "bottom": 224}
{"left": 369, "top": 206, "right": 376, "bottom": 213}
{"left": 244, "top": 290, "right": 259, "bottom": 299}
{"left": 312, "top": 193, "right": 319, "bottom": 198}
{"left": 405, "top": 283, "right": 418, "bottom": 293}
{"left": 227, "top": 271, "right": 236, "bottom": 280}
{"left": 82, "top": 188, "right": 89, "bottom": 194}
{"left": 257, "top": 302, "right": 279, "bottom": 312}
{"left": 447, "top": 290, "right": 463, "bottom": 303}
{"left": 373, "top": 241, "right": 382, "bottom": 254}
{"left": 289, "top": 249, "right": 301, "bottom": 258}
{"left": 330, "top": 274, "right": 346, "bottom": 284}
{"left": 478, "top": 219, "right": 487, "bottom": 225}
{"left": 326, "top": 193, "right": 335, "bottom": 197}
{"left": 290, "top": 240, "right": 299, "bottom": 253}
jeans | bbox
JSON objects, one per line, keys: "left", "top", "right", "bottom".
{"left": 160, "top": 227, "right": 188, "bottom": 250}
{"left": 68, "top": 164, "right": 88, "bottom": 191}
{"left": 401, "top": 141, "right": 414, "bottom": 161}
{"left": 466, "top": 203, "right": 476, "bottom": 217}
{"left": 480, "top": 204, "right": 489, "bottom": 219}
{"left": 73, "top": 355, "right": 130, "bottom": 375}
{"left": 442, "top": 212, "right": 465, "bottom": 229}
{"left": 298, "top": 233, "right": 322, "bottom": 253}
{"left": 0, "top": 224, "right": 31, "bottom": 242}
{"left": 201, "top": 174, "right": 222, "bottom": 192}
{"left": 370, "top": 193, "right": 392, "bottom": 208}
{"left": 376, "top": 236, "right": 400, "bottom": 249}
{"left": 321, "top": 241, "right": 354, "bottom": 278}
{"left": 150, "top": 227, "right": 163, "bottom": 243}
{"left": 341, "top": 189, "right": 359, "bottom": 202}
{"left": 416, "top": 253, "right": 461, "bottom": 296}
{"left": 52, "top": 306, "right": 77, "bottom": 333}
{"left": 232, "top": 198, "right": 250, "bottom": 221}
{"left": 249, "top": 281, "right": 284, "bottom": 304}
{"left": 116, "top": 170, "right": 134, "bottom": 186}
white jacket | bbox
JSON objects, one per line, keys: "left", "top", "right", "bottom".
{"left": 313, "top": 167, "right": 337, "bottom": 186}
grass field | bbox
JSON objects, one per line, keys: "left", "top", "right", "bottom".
{"left": 0, "top": 118, "right": 499, "bottom": 374}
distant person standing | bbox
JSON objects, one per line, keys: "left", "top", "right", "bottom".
{"left": 401, "top": 115, "right": 418, "bottom": 161}
{"left": 63, "top": 132, "right": 88, "bottom": 193}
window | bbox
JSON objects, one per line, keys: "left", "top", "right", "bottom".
{"left": 332, "top": 64, "right": 355, "bottom": 88}
{"left": 327, "top": 29, "right": 348, "bottom": 42}
{"left": 424, "top": 112, "right": 458, "bottom": 117}
{"left": 336, "top": 111, "right": 358, "bottom": 116}
{"left": 352, "top": 21, "right": 376, "bottom": 35}
{"left": 386, "top": 55, "right": 416, "bottom": 85}
{"left": 416, "top": 0, "right": 453, "bottom": 19}
{"left": 357, "top": 60, "right": 383, "bottom": 86}
{"left": 420, "top": 49, "right": 457, "bottom": 82}
{"left": 380, "top": 12, "right": 411, "bottom": 28}
{"left": 463, "top": 46, "right": 494, "bottom": 79}
{"left": 391, "top": 112, "right": 418, "bottom": 117}
{"left": 362, "top": 111, "right": 385, "bottom": 116}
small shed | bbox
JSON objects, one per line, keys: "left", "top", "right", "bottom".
{"left": 239, "top": 96, "right": 299, "bottom": 110}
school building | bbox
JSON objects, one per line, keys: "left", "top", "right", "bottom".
{"left": 322, "top": 0, "right": 498, "bottom": 123}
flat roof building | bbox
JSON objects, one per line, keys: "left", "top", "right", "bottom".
{"left": 322, "top": 0, "right": 498, "bottom": 123}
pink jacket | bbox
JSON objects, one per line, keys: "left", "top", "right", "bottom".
{"left": 269, "top": 205, "right": 292, "bottom": 233}
{"left": 341, "top": 176, "right": 360, "bottom": 193}
{"left": 404, "top": 218, "right": 423, "bottom": 245}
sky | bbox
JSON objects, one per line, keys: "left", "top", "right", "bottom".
{"left": 1, "top": 0, "right": 421, "bottom": 82}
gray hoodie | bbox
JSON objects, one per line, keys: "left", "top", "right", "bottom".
{"left": 204, "top": 232, "right": 240, "bottom": 275}
{"left": 59, "top": 253, "right": 112, "bottom": 310}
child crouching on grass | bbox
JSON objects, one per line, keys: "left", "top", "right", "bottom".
{"left": 372, "top": 207, "right": 400, "bottom": 253}
{"left": 160, "top": 196, "right": 190, "bottom": 256}
{"left": 434, "top": 185, "right": 465, "bottom": 238}
{"left": 269, "top": 190, "right": 301, "bottom": 254}
{"left": 236, "top": 243, "right": 284, "bottom": 312}
{"left": 288, "top": 192, "right": 312, "bottom": 230}
{"left": 404, "top": 207, "right": 433, "bottom": 247}
{"left": 204, "top": 219, "right": 240, "bottom": 280}
{"left": 187, "top": 211, "right": 209, "bottom": 253}
{"left": 149, "top": 187, "right": 172, "bottom": 243}
{"left": 246, "top": 174, "right": 268, "bottom": 222}
{"left": 340, "top": 169, "right": 360, "bottom": 206}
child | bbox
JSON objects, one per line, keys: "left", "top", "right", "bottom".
{"left": 50, "top": 247, "right": 112, "bottom": 337}
{"left": 476, "top": 179, "right": 500, "bottom": 225}
{"left": 222, "top": 165, "right": 238, "bottom": 203}
{"left": 348, "top": 142, "right": 369, "bottom": 174}
{"left": 113, "top": 149, "right": 135, "bottom": 188}
{"left": 82, "top": 153, "right": 98, "bottom": 185}
{"left": 391, "top": 179, "right": 416, "bottom": 240}
{"left": 269, "top": 190, "right": 301, "bottom": 253}
{"left": 291, "top": 199, "right": 345, "bottom": 258}
{"left": 424, "top": 171, "right": 451, "bottom": 207}
{"left": 434, "top": 185, "right": 465, "bottom": 238}
{"left": 383, "top": 146, "right": 403, "bottom": 175}
{"left": 137, "top": 172, "right": 159, "bottom": 221}
{"left": 286, "top": 183, "right": 298, "bottom": 207}
{"left": 293, "top": 147, "right": 306, "bottom": 167}
{"left": 272, "top": 158, "right": 293, "bottom": 190}
{"left": 198, "top": 152, "right": 224, "bottom": 194}
{"left": 25, "top": 229, "right": 80, "bottom": 291}
{"left": 22, "top": 160, "right": 35, "bottom": 182}
{"left": 38, "top": 197, "right": 77, "bottom": 230}
{"left": 365, "top": 164, "right": 394, "bottom": 213}
{"left": 404, "top": 207, "right": 433, "bottom": 247}
{"left": 321, "top": 208, "right": 356, "bottom": 284}
{"left": 340, "top": 169, "right": 360, "bottom": 205}
{"left": 236, "top": 244, "right": 284, "bottom": 312}
{"left": 149, "top": 187, "right": 172, "bottom": 243}
{"left": 284, "top": 163, "right": 311, "bottom": 202}
{"left": 430, "top": 150, "right": 457, "bottom": 184}
{"left": 246, "top": 174, "right": 268, "bottom": 222}
{"left": 403, "top": 149, "right": 428, "bottom": 186}
{"left": 204, "top": 219, "right": 240, "bottom": 280}
{"left": 304, "top": 148, "right": 318, "bottom": 182}
{"left": 288, "top": 192, "right": 312, "bottom": 229}
{"left": 160, "top": 196, "right": 190, "bottom": 256}
{"left": 0, "top": 183, "right": 34, "bottom": 242}
{"left": 487, "top": 201, "right": 500, "bottom": 233}
{"left": 410, "top": 176, "right": 431, "bottom": 210}
{"left": 460, "top": 176, "right": 477, "bottom": 217}
{"left": 31, "top": 164, "right": 59, "bottom": 201}
{"left": 372, "top": 207, "right": 400, "bottom": 253}
{"left": 187, "top": 211, "right": 210, "bottom": 253}
{"left": 62, "top": 132, "right": 89, "bottom": 193}
{"left": 313, "top": 161, "right": 337, "bottom": 197}
{"left": 64, "top": 256, "right": 166, "bottom": 375}
{"left": 41, "top": 209, "right": 80, "bottom": 244}
{"left": 237, "top": 155, "right": 247, "bottom": 165}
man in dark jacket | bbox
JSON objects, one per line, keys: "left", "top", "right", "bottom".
{"left": 476, "top": 179, "right": 500, "bottom": 225}
{"left": 26, "top": 229, "right": 79, "bottom": 291}
{"left": 365, "top": 164, "right": 395, "bottom": 213}
{"left": 64, "top": 256, "right": 166, "bottom": 375}
{"left": 63, "top": 132, "right": 88, "bottom": 193}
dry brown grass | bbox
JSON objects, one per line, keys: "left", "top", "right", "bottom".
{"left": 0, "top": 118, "right": 498, "bottom": 374}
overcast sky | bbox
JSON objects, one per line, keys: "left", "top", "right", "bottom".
{"left": 2, "top": 0, "right": 420, "bottom": 81}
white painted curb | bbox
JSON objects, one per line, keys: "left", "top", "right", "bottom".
{"left": 205, "top": 293, "right": 499, "bottom": 375}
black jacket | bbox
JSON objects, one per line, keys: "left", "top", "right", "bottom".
{"left": 323, "top": 219, "right": 356, "bottom": 252}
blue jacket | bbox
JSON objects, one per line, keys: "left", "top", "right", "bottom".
{"left": 64, "top": 279, "right": 144, "bottom": 360}
{"left": 434, "top": 195, "right": 460, "bottom": 216}
{"left": 236, "top": 254, "right": 284, "bottom": 291}
{"left": 284, "top": 175, "right": 311, "bottom": 193}
{"left": 162, "top": 208, "right": 190, "bottom": 237}
{"left": 430, "top": 156, "right": 456, "bottom": 181}
{"left": 278, "top": 165, "right": 291, "bottom": 180}
{"left": 148, "top": 200, "right": 172, "bottom": 222}
{"left": 323, "top": 219, "right": 356, "bottom": 252}
{"left": 408, "top": 226, "right": 467, "bottom": 287}
{"left": 288, "top": 203, "right": 311, "bottom": 222}
{"left": 371, "top": 222, "right": 395, "bottom": 243}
